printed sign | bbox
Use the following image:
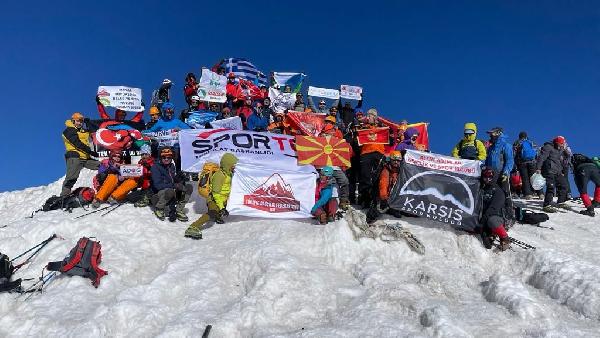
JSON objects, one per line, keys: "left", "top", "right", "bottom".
{"left": 197, "top": 69, "right": 227, "bottom": 103}
{"left": 210, "top": 116, "right": 243, "bottom": 130}
{"left": 97, "top": 86, "right": 143, "bottom": 112}
{"left": 389, "top": 150, "right": 482, "bottom": 229}
{"left": 120, "top": 165, "right": 143, "bottom": 177}
{"left": 228, "top": 164, "right": 316, "bottom": 218}
{"left": 308, "top": 86, "right": 340, "bottom": 100}
{"left": 340, "top": 85, "right": 362, "bottom": 100}
{"left": 143, "top": 129, "right": 179, "bottom": 147}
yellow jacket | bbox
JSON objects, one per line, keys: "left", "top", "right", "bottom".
{"left": 62, "top": 119, "right": 93, "bottom": 159}
{"left": 211, "top": 153, "right": 238, "bottom": 209}
{"left": 451, "top": 122, "right": 487, "bottom": 161}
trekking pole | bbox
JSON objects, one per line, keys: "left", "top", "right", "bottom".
{"left": 202, "top": 325, "right": 212, "bottom": 338}
{"left": 11, "top": 234, "right": 59, "bottom": 272}
{"left": 1, "top": 210, "right": 42, "bottom": 228}
{"left": 508, "top": 236, "right": 536, "bottom": 250}
{"left": 73, "top": 205, "right": 113, "bottom": 219}
{"left": 101, "top": 203, "right": 123, "bottom": 217}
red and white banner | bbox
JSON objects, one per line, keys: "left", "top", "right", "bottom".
{"left": 228, "top": 164, "right": 316, "bottom": 218}
{"left": 404, "top": 150, "right": 481, "bottom": 177}
{"left": 178, "top": 129, "right": 299, "bottom": 172}
{"left": 286, "top": 111, "right": 326, "bottom": 136}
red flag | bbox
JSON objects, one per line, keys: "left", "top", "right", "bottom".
{"left": 295, "top": 135, "right": 352, "bottom": 167}
{"left": 286, "top": 111, "right": 326, "bottom": 136}
{"left": 408, "top": 122, "right": 429, "bottom": 151}
{"left": 357, "top": 127, "right": 390, "bottom": 146}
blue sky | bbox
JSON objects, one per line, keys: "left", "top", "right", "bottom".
{"left": 1, "top": 1, "right": 599, "bottom": 192}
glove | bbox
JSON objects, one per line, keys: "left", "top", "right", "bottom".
{"left": 501, "top": 174, "right": 509, "bottom": 182}
{"left": 220, "top": 209, "right": 229, "bottom": 217}
{"left": 380, "top": 200, "right": 389, "bottom": 210}
{"left": 90, "top": 151, "right": 99, "bottom": 157}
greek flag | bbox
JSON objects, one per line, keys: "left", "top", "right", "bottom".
{"left": 223, "top": 58, "right": 268, "bottom": 87}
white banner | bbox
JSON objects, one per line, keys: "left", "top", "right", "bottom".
{"left": 228, "top": 164, "right": 316, "bottom": 218}
{"left": 178, "top": 129, "right": 301, "bottom": 173}
{"left": 308, "top": 86, "right": 340, "bottom": 100}
{"left": 97, "top": 86, "right": 143, "bottom": 112}
{"left": 210, "top": 116, "right": 243, "bottom": 130}
{"left": 268, "top": 87, "right": 296, "bottom": 113}
{"left": 120, "top": 164, "right": 143, "bottom": 177}
{"left": 340, "top": 85, "right": 363, "bottom": 100}
{"left": 197, "top": 68, "right": 227, "bottom": 103}
{"left": 404, "top": 150, "right": 482, "bottom": 177}
{"left": 143, "top": 129, "right": 179, "bottom": 147}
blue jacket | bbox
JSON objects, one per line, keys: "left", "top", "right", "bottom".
{"left": 485, "top": 134, "right": 514, "bottom": 176}
{"left": 313, "top": 180, "right": 334, "bottom": 211}
{"left": 247, "top": 112, "right": 269, "bottom": 131}
{"left": 145, "top": 116, "right": 191, "bottom": 132}
{"left": 151, "top": 161, "right": 177, "bottom": 192}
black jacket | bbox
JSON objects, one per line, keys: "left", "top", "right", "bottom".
{"left": 536, "top": 142, "right": 565, "bottom": 176}
{"left": 481, "top": 182, "right": 505, "bottom": 222}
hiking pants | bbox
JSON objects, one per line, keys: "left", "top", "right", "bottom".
{"left": 543, "top": 173, "right": 568, "bottom": 207}
{"left": 333, "top": 169, "right": 349, "bottom": 201}
{"left": 575, "top": 165, "right": 600, "bottom": 207}
{"left": 62, "top": 158, "right": 100, "bottom": 196}
{"left": 346, "top": 154, "right": 361, "bottom": 203}
{"left": 188, "top": 198, "right": 221, "bottom": 231}
{"left": 517, "top": 161, "right": 536, "bottom": 196}
{"left": 152, "top": 184, "right": 193, "bottom": 210}
{"left": 95, "top": 174, "right": 138, "bottom": 202}
{"left": 359, "top": 152, "right": 383, "bottom": 202}
{"left": 312, "top": 199, "right": 338, "bottom": 217}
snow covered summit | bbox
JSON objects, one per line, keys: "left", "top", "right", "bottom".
{"left": 1, "top": 172, "right": 600, "bottom": 337}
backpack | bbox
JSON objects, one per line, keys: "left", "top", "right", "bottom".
{"left": 197, "top": 162, "right": 220, "bottom": 198}
{"left": 0, "top": 253, "right": 20, "bottom": 293}
{"left": 571, "top": 153, "right": 595, "bottom": 170}
{"left": 42, "top": 187, "right": 95, "bottom": 212}
{"left": 519, "top": 139, "right": 537, "bottom": 161}
{"left": 47, "top": 237, "right": 108, "bottom": 288}
{"left": 458, "top": 139, "right": 483, "bottom": 160}
{"left": 515, "top": 207, "right": 549, "bottom": 225}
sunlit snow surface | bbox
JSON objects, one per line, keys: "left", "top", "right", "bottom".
{"left": 1, "top": 170, "right": 599, "bottom": 337}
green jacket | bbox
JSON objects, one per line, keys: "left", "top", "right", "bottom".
{"left": 211, "top": 153, "right": 238, "bottom": 209}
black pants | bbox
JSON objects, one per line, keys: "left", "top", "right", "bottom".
{"left": 543, "top": 173, "right": 568, "bottom": 207}
{"left": 574, "top": 166, "right": 600, "bottom": 195}
{"left": 517, "top": 161, "right": 536, "bottom": 196}
{"left": 346, "top": 155, "right": 361, "bottom": 203}
{"left": 492, "top": 170, "right": 515, "bottom": 219}
{"left": 359, "top": 152, "right": 383, "bottom": 203}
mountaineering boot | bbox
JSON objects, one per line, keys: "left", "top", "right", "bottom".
{"left": 134, "top": 194, "right": 150, "bottom": 208}
{"left": 176, "top": 203, "right": 188, "bottom": 222}
{"left": 592, "top": 201, "right": 600, "bottom": 209}
{"left": 319, "top": 213, "right": 327, "bottom": 225}
{"left": 498, "top": 237, "right": 511, "bottom": 251}
{"left": 524, "top": 195, "right": 534, "bottom": 200}
{"left": 214, "top": 211, "right": 225, "bottom": 224}
{"left": 556, "top": 203, "right": 572, "bottom": 211}
{"left": 339, "top": 198, "right": 350, "bottom": 211}
{"left": 543, "top": 205, "right": 557, "bottom": 213}
{"left": 184, "top": 221, "right": 203, "bottom": 239}
{"left": 481, "top": 233, "right": 493, "bottom": 250}
{"left": 327, "top": 215, "right": 334, "bottom": 223}
{"left": 579, "top": 207, "right": 595, "bottom": 217}
{"left": 91, "top": 199, "right": 101, "bottom": 209}
{"left": 107, "top": 197, "right": 118, "bottom": 205}
{"left": 154, "top": 209, "right": 166, "bottom": 221}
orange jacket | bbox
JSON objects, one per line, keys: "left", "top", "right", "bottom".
{"left": 361, "top": 124, "right": 385, "bottom": 155}
{"left": 379, "top": 165, "right": 399, "bottom": 201}
{"left": 320, "top": 125, "right": 344, "bottom": 139}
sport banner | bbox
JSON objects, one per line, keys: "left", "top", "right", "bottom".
{"left": 268, "top": 88, "right": 296, "bottom": 113}
{"left": 340, "top": 85, "right": 362, "bottom": 100}
{"left": 356, "top": 127, "right": 390, "bottom": 145}
{"left": 295, "top": 135, "right": 351, "bottom": 168}
{"left": 197, "top": 69, "right": 227, "bottom": 103}
{"left": 286, "top": 111, "right": 326, "bottom": 136}
{"left": 142, "top": 129, "right": 179, "bottom": 147}
{"left": 178, "top": 129, "right": 298, "bottom": 172}
{"left": 389, "top": 150, "right": 482, "bottom": 230}
{"left": 228, "top": 164, "right": 316, "bottom": 218}
{"left": 210, "top": 116, "right": 243, "bottom": 130}
{"left": 308, "top": 86, "right": 340, "bottom": 100}
{"left": 97, "top": 86, "right": 143, "bottom": 112}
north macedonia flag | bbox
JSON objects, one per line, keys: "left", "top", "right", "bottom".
{"left": 295, "top": 135, "right": 352, "bottom": 168}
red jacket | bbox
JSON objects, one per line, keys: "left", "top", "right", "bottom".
{"left": 97, "top": 104, "right": 143, "bottom": 122}
{"left": 138, "top": 157, "right": 155, "bottom": 190}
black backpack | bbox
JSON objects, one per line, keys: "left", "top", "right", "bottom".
{"left": 42, "top": 187, "right": 95, "bottom": 212}
{"left": 0, "top": 253, "right": 22, "bottom": 293}
{"left": 515, "top": 207, "right": 549, "bottom": 225}
{"left": 47, "top": 237, "right": 108, "bottom": 288}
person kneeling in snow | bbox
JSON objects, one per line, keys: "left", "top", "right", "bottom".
{"left": 185, "top": 153, "right": 239, "bottom": 239}
{"left": 479, "top": 168, "right": 510, "bottom": 251}
{"left": 150, "top": 147, "right": 193, "bottom": 221}
{"left": 92, "top": 150, "right": 138, "bottom": 208}
{"left": 311, "top": 166, "right": 338, "bottom": 224}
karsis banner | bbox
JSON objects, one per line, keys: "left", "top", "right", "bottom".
{"left": 227, "top": 164, "right": 316, "bottom": 218}
{"left": 389, "top": 150, "right": 482, "bottom": 230}
{"left": 178, "top": 129, "right": 298, "bottom": 172}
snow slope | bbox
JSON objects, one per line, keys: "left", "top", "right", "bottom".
{"left": 1, "top": 172, "right": 600, "bottom": 337}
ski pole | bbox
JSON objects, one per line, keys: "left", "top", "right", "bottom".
{"left": 74, "top": 205, "right": 113, "bottom": 219}
{"left": 101, "top": 203, "right": 123, "bottom": 217}
{"left": 508, "top": 236, "right": 536, "bottom": 250}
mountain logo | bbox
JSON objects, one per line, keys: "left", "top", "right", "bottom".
{"left": 244, "top": 173, "right": 300, "bottom": 213}
{"left": 399, "top": 171, "right": 475, "bottom": 214}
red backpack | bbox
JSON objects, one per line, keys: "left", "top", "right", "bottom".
{"left": 47, "top": 237, "right": 108, "bottom": 288}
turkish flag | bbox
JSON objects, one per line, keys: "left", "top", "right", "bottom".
{"left": 356, "top": 127, "right": 390, "bottom": 146}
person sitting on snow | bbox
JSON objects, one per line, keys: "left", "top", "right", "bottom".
{"left": 133, "top": 144, "right": 155, "bottom": 208}
{"left": 61, "top": 112, "right": 100, "bottom": 196}
{"left": 479, "top": 168, "right": 511, "bottom": 251}
{"left": 91, "top": 150, "right": 138, "bottom": 208}
{"left": 150, "top": 147, "right": 192, "bottom": 222}
{"left": 311, "top": 166, "right": 338, "bottom": 224}
{"left": 185, "top": 153, "right": 239, "bottom": 239}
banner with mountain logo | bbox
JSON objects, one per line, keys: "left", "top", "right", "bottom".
{"left": 389, "top": 150, "right": 482, "bottom": 230}
{"left": 227, "top": 164, "right": 317, "bottom": 218}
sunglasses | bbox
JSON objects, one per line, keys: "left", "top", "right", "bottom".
{"left": 161, "top": 156, "right": 172, "bottom": 160}
{"left": 411, "top": 136, "right": 419, "bottom": 140}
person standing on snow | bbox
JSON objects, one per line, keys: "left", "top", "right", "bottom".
{"left": 512, "top": 131, "right": 538, "bottom": 199}
{"left": 247, "top": 101, "right": 270, "bottom": 131}
{"left": 357, "top": 108, "right": 387, "bottom": 208}
{"left": 484, "top": 127, "right": 515, "bottom": 222}
{"left": 571, "top": 153, "right": 600, "bottom": 217}
{"left": 150, "top": 147, "right": 192, "bottom": 222}
{"left": 293, "top": 92, "right": 305, "bottom": 112}
{"left": 479, "top": 168, "right": 511, "bottom": 251}
{"left": 183, "top": 73, "right": 199, "bottom": 106}
{"left": 184, "top": 153, "right": 238, "bottom": 239}
{"left": 61, "top": 112, "right": 100, "bottom": 196}
{"left": 451, "top": 122, "right": 487, "bottom": 161}
{"left": 536, "top": 136, "right": 569, "bottom": 213}
{"left": 311, "top": 166, "right": 338, "bottom": 224}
